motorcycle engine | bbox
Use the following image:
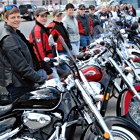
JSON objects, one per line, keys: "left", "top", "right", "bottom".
{"left": 12, "top": 111, "right": 60, "bottom": 140}
{"left": 22, "top": 111, "right": 51, "bottom": 130}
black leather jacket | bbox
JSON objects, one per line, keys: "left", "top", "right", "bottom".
{"left": 0, "top": 24, "right": 45, "bottom": 87}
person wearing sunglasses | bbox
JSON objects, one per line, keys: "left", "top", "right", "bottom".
{"left": 29, "top": 8, "right": 59, "bottom": 80}
{"left": 88, "top": 5, "right": 103, "bottom": 41}
{"left": 76, "top": 4, "right": 93, "bottom": 47}
{"left": 0, "top": 5, "right": 46, "bottom": 103}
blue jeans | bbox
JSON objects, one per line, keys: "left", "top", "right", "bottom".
{"left": 6, "top": 84, "right": 34, "bottom": 103}
{"left": 37, "top": 67, "right": 60, "bottom": 80}
{"left": 71, "top": 41, "right": 80, "bottom": 55}
{"left": 58, "top": 52, "right": 70, "bottom": 71}
{"left": 80, "top": 35, "right": 91, "bottom": 46}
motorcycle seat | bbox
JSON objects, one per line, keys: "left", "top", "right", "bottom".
{"left": 0, "top": 104, "right": 12, "bottom": 117}
{"left": 0, "top": 117, "right": 16, "bottom": 134}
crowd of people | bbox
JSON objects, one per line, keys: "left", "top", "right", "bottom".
{"left": 0, "top": 2, "right": 139, "bottom": 103}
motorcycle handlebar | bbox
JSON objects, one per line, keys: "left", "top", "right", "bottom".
{"left": 44, "top": 57, "right": 57, "bottom": 63}
{"left": 125, "top": 29, "right": 139, "bottom": 34}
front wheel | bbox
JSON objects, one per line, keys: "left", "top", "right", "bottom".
{"left": 116, "top": 85, "right": 140, "bottom": 128}
{"left": 123, "top": 92, "right": 140, "bottom": 128}
{"left": 111, "top": 126, "right": 139, "bottom": 139}
{"left": 81, "top": 116, "right": 140, "bottom": 140}
{"left": 29, "top": 13, "right": 34, "bottom": 21}
{"left": 82, "top": 125, "right": 139, "bottom": 140}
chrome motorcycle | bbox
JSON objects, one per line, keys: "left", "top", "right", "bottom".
{"left": 79, "top": 26, "right": 140, "bottom": 129}
{"left": 0, "top": 35, "right": 139, "bottom": 140}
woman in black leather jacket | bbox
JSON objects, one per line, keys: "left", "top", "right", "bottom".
{"left": 0, "top": 5, "right": 46, "bottom": 102}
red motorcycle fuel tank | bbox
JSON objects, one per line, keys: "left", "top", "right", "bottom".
{"left": 81, "top": 65, "right": 103, "bottom": 82}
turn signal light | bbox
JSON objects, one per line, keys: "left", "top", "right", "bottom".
{"left": 105, "top": 93, "right": 110, "bottom": 100}
{"left": 133, "top": 56, "right": 140, "bottom": 62}
{"left": 103, "top": 132, "right": 110, "bottom": 139}
{"left": 94, "top": 95, "right": 104, "bottom": 102}
{"left": 124, "top": 67, "right": 133, "bottom": 73}
{"left": 129, "top": 55, "right": 136, "bottom": 61}
{"left": 126, "top": 45, "right": 131, "bottom": 48}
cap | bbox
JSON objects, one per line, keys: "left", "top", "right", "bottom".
{"left": 53, "top": 9, "right": 63, "bottom": 16}
{"left": 78, "top": 4, "right": 85, "bottom": 9}
{"left": 35, "top": 8, "right": 50, "bottom": 16}
{"left": 89, "top": 5, "right": 95, "bottom": 9}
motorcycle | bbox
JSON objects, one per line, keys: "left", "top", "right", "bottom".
{"left": 0, "top": 35, "right": 139, "bottom": 140}
{"left": 77, "top": 25, "right": 140, "bottom": 129}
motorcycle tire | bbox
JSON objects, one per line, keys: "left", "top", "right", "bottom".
{"left": 117, "top": 85, "right": 140, "bottom": 128}
{"left": 81, "top": 116, "right": 140, "bottom": 140}
{"left": 123, "top": 91, "right": 140, "bottom": 128}
{"left": 82, "top": 126, "right": 139, "bottom": 140}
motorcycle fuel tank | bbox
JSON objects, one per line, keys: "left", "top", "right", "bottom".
{"left": 13, "top": 87, "right": 61, "bottom": 110}
{"left": 82, "top": 65, "right": 103, "bottom": 82}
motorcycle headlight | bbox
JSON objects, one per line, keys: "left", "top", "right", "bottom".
{"left": 126, "top": 16, "right": 132, "bottom": 22}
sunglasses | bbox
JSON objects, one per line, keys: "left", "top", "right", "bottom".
{"left": 5, "top": 5, "right": 18, "bottom": 11}
{"left": 90, "top": 8, "right": 95, "bottom": 11}
{"left": 80, "top": 8, "right": 85, "bottom": 10}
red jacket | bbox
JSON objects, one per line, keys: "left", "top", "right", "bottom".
{"left": 76, "top": 14, "right": 93, "bottom": 36}
{"left": 29, "top": 21, "right": 52, "bottom": 61}
{"left": 29, "top": 21, "right": 53, "bottom": 74}
{"left": 47, "top": 21, "right": 72, "bottom": 52}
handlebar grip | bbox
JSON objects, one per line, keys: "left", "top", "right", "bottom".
{"left": 50, "top": 58, "right": 57, "bottom": 63}
{"left": 44, "top": 57, "right": 57, "bottom": 63}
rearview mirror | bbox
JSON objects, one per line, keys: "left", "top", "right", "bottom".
{"left": 48, "top": 34, "right": 55, "bottom": 47}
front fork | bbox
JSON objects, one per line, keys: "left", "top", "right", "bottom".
{"left": 109, "top": 57, "right": 140, "bottom": 101}
{"left": 75, "top": 77, "right": 114, "bottom": 140}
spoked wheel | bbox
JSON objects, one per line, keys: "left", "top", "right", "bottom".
{"left": 117, "top": 85, "right": 140, "bottom": 128}
{"left": 124, "top": 93, "right": 140, "bottom": 128}
{"left": 81, "top": 117, "right": 140, "bottom": 140}
{"left": 81, "top": 124, "right": 139, "bottom": 140}
{"left": 111, "top": 126, "right": 138, "bottom": 140}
